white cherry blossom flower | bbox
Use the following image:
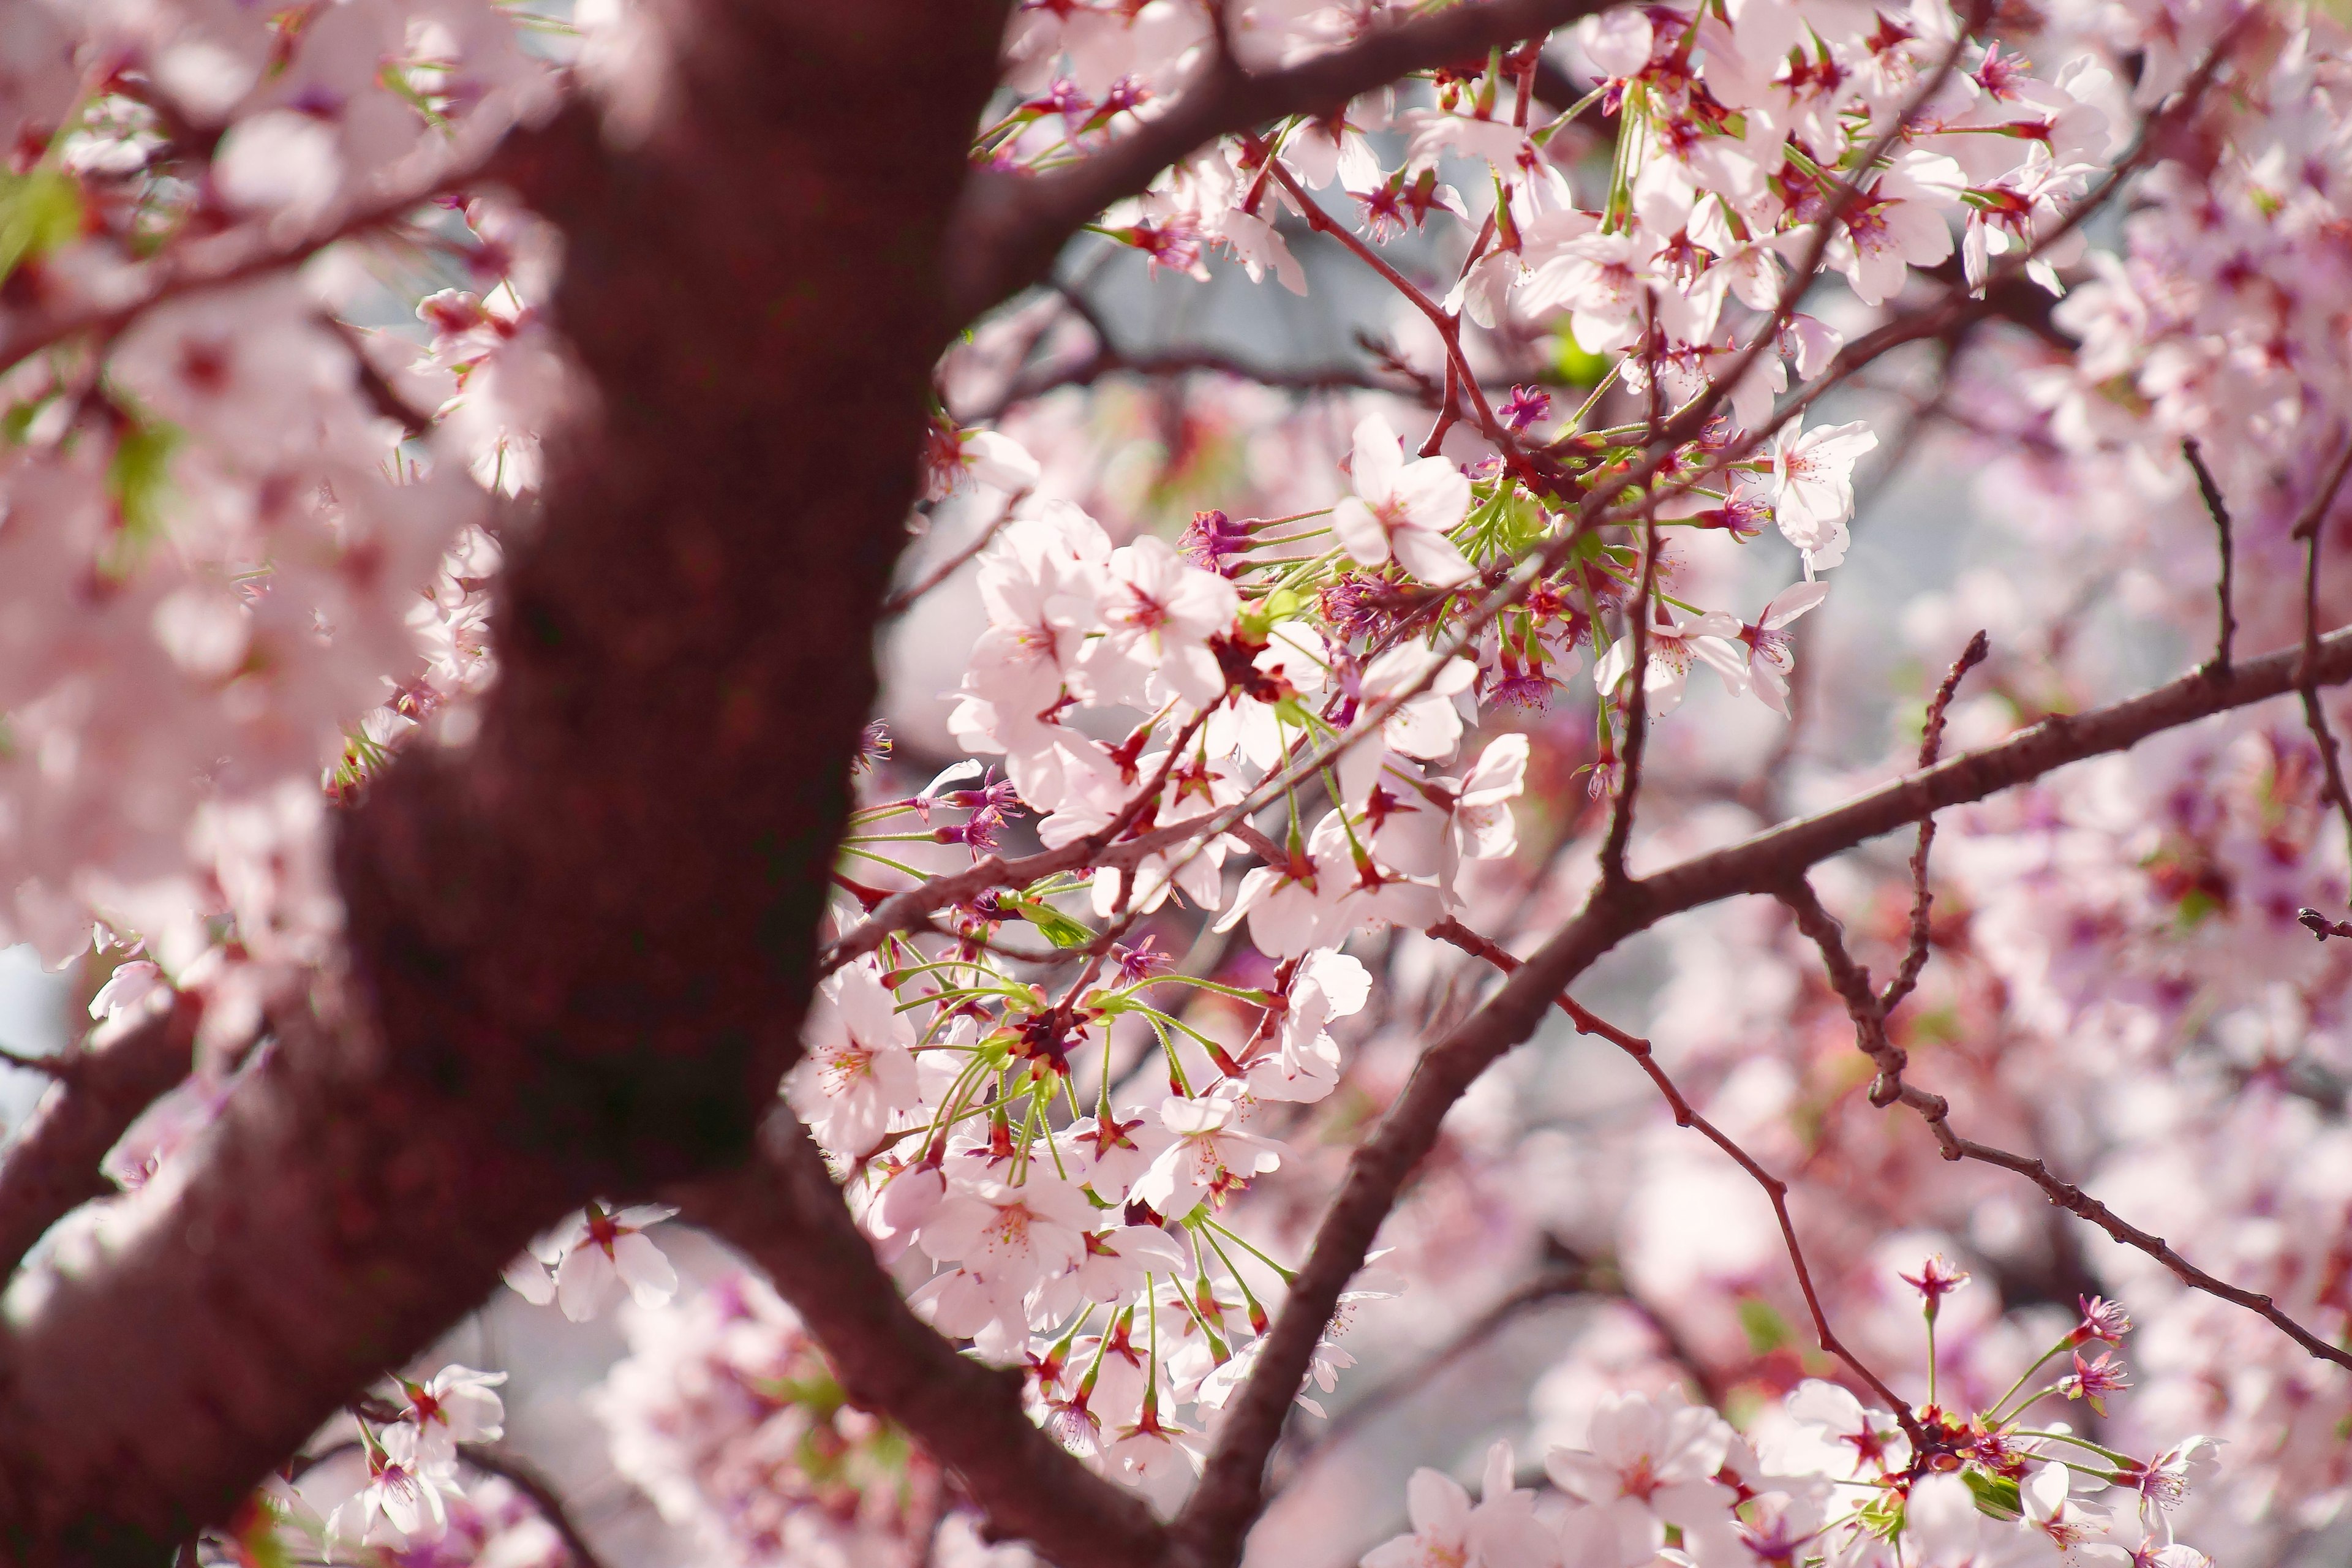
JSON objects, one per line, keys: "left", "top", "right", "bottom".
{"left": 328, "top": 1423, "right": 458, "bottom": 1551}
{"left": 1332, "top": 415, "right": 1477, "bottom": 587}
{"left": 1767, "top": 420, "right": 1877, "bottom": 573}
{"left": 1360, "top": 644, "right": 1479, "bottom": 761}
{"left": 785, "top": 959, "right": 922, "bottom": 1157}
{"left": 397, "top": 1364, "right": 508, "bottom": 1468}
{"left": 1737, "top": 581, "right": 1831, "bottom": 715}
{"left": 916, "top": 1171, "right": 1095, "bottom": 1289}
{"left": 1133, "top": 1087, "right": 1285, "bottom": 1221}
{"left": 1545, "top": 1390, "right": 1735, "bottom": 1563}
{"left": 88, "top": 959, "right": 167, "bottom": 1020}
{"left": 1594, "top": 611, "right": 1749, "bottom": 715}
{"left": 1522, "top": 231, "right": 1658, "bottom": 354}
{"left": 1362, "top": 1441, "right": 1556, "bottom": 1568}
{"left": 1079, "top": 533, "right": 1240, "bottom": 708}
{"left": 510, "top": 1202, "right": 680, "bottom": 1322}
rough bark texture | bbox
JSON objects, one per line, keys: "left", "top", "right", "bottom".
{"left": 0, "top": 4, "right": 1009, "bottom": 1558}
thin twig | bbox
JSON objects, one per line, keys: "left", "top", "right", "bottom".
{"left": 2182, "top": 439, "right": 2235, "bottom": 675}
{"left": 1778, "top": 878, "right": 1910, "bottom": 1107}
{"left": 0, "top": 1043, "right": 72, "bottom": 1079}
{"left": 1778, "top": 872, "right": 2352, "bottom": 1375}
{"left": 1600, "top": 519, "right": 1659, "bottom": 886}
{"left": 881, "top": 488, "right": 1029, "bottom": 618}
{"left": 2291, "top": 431, "right": 2352, "bottom": 882}
{"left": 0, "top": 168, "right": 482, "bottom": 382}
{"left": 456, "top": 1446, "right": 614, "bottom": 1568}
{"left": 1878, "top": 1085, "right": 2352, "bottom": 1373}
{"left": 1427, "top": 918, "right": 1922, "bottom": 1441}
{"left": 1277, "top": 1265, "right": 1591, "bottom": 1475}
{"left": 944, "top": 0, "right": 1613, "bottom": 321}
{"left": 1880, "top": 630, "right": 1990, "bottom": 1015}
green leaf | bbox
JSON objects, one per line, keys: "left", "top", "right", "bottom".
{"left": 1961, "top": 1467, "right": 2024, "bottom": 1522}
{"left": 1553, "top": 334, "right": 1610, "bottom": 389}
{"left": 0, "top": 170, "right": 81, "bottom": 284}
{"left": 1491, "top": 491, "right": 1551, "bottom": 556}
{"left": 1014, "top": 899, "right": 1093, "bottom": 949}
{"left": 101, "top": 415, "right": 181, "bottom": 579}
{"left": 1736, "top": 1296, "right": 1792, "bottom": 1354}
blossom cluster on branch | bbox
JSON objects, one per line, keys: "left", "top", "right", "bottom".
{"left": 3, "top": 0, "right": 2352, "bottom": 1563}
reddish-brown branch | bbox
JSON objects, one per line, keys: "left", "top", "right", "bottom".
{"left": 1880, "top": 630, "right": 1989, "bottom": 1016}
{"left": 1920, "top": 1127, "right": 2352, "bottom": 1374}
{"left": 0, "top": 6, "right": 1021, "bottom": 1556}
{"left": 1425, "top": 918, "right": 1921, "bottom": 1439}
{"left": 881, "top": 487, "right": 1030, "bottom": 619}
{"left": 1780, "top": 876, "right": 2352, "bottom": 1376}
{"left": 1599, "top": 521, "right": 1662, "bottom": 886}
{"left": 0, "top": 998, "right": 199, "bottom": 1275}
{"left": 1176, "top": 625, "right": 2352, "bottom": 1564}
{"left": 1261, "top": 161, "right": 1521, "bottom": 467}
{"left": 980, "top": 347, "right": 1424, "bottom": 421}
{"left": 453, "top": 1447, "right": 613, "bottom": 1568}
{"left": 1777, "top": 877, "right": 1911, "bottom": 1107}
{"left": 677, "top": 1114, "right": 1181, "bottom": 1568}
{"left": 2291, "top": 432, "right": 2352, "bottom": 881}
{"left": 2182, "top": 439, "right": 2236, "bottom": 676}
{"left": 0, "top": 167, "right": 484, "bottom": 382}
{"left": 944, "top": 0, "right": 1612, "bottom": 323}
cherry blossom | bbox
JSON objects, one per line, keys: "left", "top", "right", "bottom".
{"left": 1545, "top": 1390, "right": 1736, "bottom": 1561}
{"left": 507, "top": 1203, "right": 681, "bottom": 1322}
{"left": 1361, "top": 1442, "right": 1554, "bottom": 1568}
{"left": 1331, "top": 415, "right": 1477, "bottom": 587}
{"left": 785, "top": 960, "right": 923, "bottom": 1158}
{"left": 1767, "top": 420, "right": 1878, "bottom": 575}
{"left": 396, "top": 1365, "right": 508, "bottom": 1468}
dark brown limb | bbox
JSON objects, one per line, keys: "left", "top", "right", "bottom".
{"left": 0, "top": 4, "right": 1019, "bottom": 1558}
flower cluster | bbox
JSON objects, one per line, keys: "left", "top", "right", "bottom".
{"left": 1365, "top": 1281, "right": 2212, "bottom": 1568}
{"left": 0, "top": 0, "right": 565, "bottom": 1057}
{"left": 597, "top": 1272, "right": 1001, "bottom": 1568}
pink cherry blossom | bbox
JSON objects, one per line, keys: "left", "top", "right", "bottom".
{"left": 1332, "top": 415, "right": 1477, "bottom": 587}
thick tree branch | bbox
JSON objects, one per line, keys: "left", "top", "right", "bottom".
{"left": 0, "top": 998, "right": 199, "bottom": 1274}
{"left": 677, "top": 1114, "right": 1180, "bottom": 1568}
{"left": 944, "top": 0, "right": 1610, "bottom": 323}
{"left": 1177, "top": 627, "right": 2352, "bottom": 1563}
{"left": 0, "top": 5, "right": 1017, "bottom": 1558}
